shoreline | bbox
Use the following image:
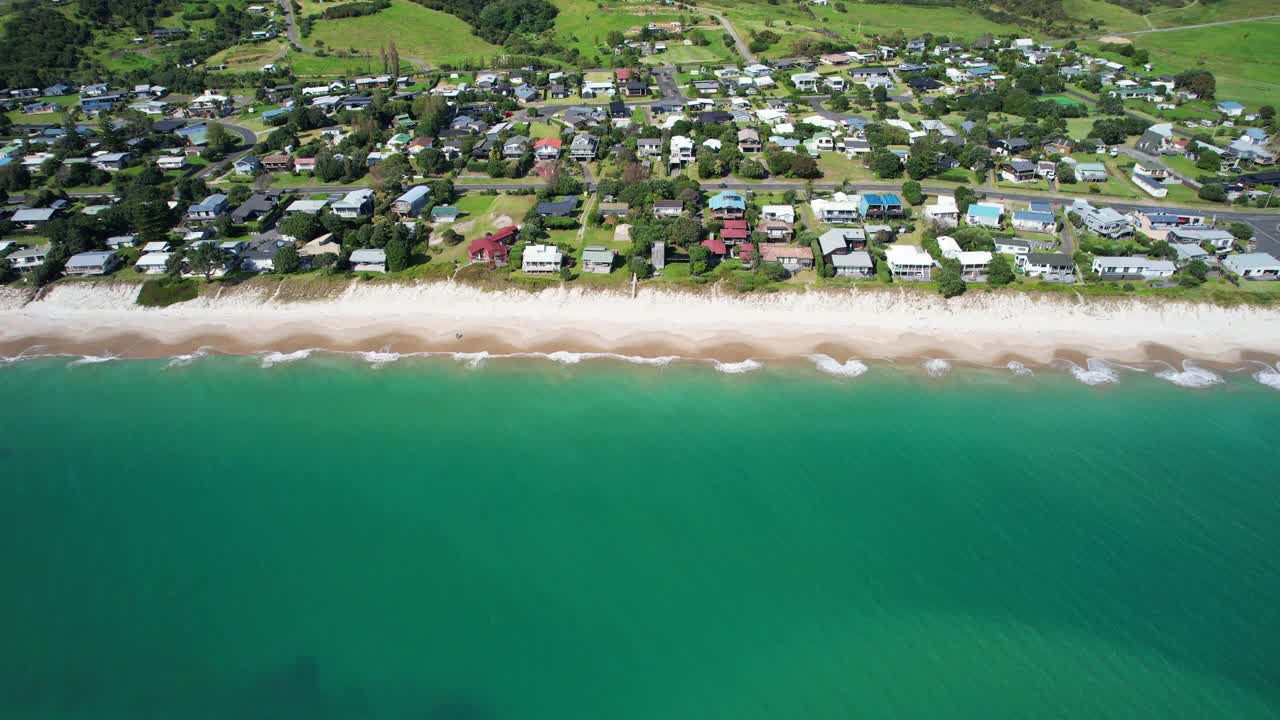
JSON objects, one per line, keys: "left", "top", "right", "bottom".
{"left": 3, "top": 281, "right": 1280, "bottom": 370}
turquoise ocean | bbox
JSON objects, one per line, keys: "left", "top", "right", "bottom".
{"left": 2, "top": 352, "right": 1279, "bottom": 719}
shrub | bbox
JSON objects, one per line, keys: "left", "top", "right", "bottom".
{"left": 137, "top": 278, "right": 198, "bottom": 308}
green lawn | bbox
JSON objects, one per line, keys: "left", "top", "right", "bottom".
{"left": 287, "top": 52, "right": 412, "bottom": 77}
{"left": 1146, "top": 0, "right": 1279, "bottom": 27}
{"left": 307, "top": 0, "right": 500, "bottom": 67}
{"left": 815, "top": 153, "right": 873, "bottom": 183}
{"left": 642, "top": 35, "right": 737, "bottom": 66}
{"left": 205, "top": 39, "right": 287, "bottom": 72}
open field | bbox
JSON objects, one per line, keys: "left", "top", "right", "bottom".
{"left": 807, "top": 2, "right": 1023, "bottom": 43}
{"left": 642, "top": 38, "right": 737, "bottom": 66}
{"left": 551, "top": 0, "right": 684, "bottom": 60}
{"left": 307, "top": 0, "right": 499, "bottom": 67}
{"left": 1092, "top": 21, "right": 1280, "bottom": 110}
{"left": 1144, "top": 0, "right": 1280, "bottom": 27}
{"left": 1061, "top": 0, "right": 1149, "bottom": 32}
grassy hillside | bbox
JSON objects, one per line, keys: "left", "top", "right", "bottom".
{"left": 1128, "top": 20, "right": 1280, "bottom": 108}
{"left": 1145, "top": 0, "right": 1279, "bottom": 28}
{"left": 307, "top": 0, "right": 500, "bottom": 67}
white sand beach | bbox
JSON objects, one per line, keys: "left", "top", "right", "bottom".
{"left": 2, "top": 280, "right": 1279, "bottom": 366}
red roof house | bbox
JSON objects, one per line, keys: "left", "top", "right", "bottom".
{"left": 485, "top": 225, "right": 519, "bottom": 245}
{"left": 701, "top": 237, "right": 727, "bottom": 256}
{"left": 468, "top": 236, "right": 510, "bottom": 265}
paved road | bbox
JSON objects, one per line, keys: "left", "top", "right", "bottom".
{"left": 700, "top": 8, "right": 755, "bottom": 64}
{"left": 279, "top": 0, "right": 304, "bottom": 50}
{"left": 196, "top": 122, "right": 259, "bottom": 180}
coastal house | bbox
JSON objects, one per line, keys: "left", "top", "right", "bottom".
{"left": 536, "top": 196, "right": 581, "bottom": 219}
{"left": 1011, "top": 210, "right": 1056, "bottom": 234}
{"left": 1222, "top": 253, "right": 1280, "bottom": 279}
{"left": 994, "top": 238, "right": 1031, "bottom": 257}
{"left": 653, "top": 200, "right": 684, "bottom": 218}
{"left": 709, "top": 191, "right": 746, "bottom": 220}
{"left": 1074, "top": 162, "right": 1109, "bottom": 183}
{"left": 468, "top": 236, "right": 510, "bottom": 266}
{"left": 533, "top": 137, "right": 562, "bottom": 161}
{"left": 1077, "top": 202, "right": 1134, "bottom": 239}
{"left": 332, "top": 189, "right": 374, "bottom": 219}
{"left": 9, "top": 244, "right": 50, "bottom": 273}
{"left": 392, "top": 186, "right": 431, "bottom": 217}
{"left": 186, "top": 193, "right": 228, "bottom": 224}
{"left": 229, "top": 193, "right": 277, "bottom": 224}
{"left": 135, "top": 252, "right": 172, "bottom": 274}
{"left": 349, "top": 248, "right": 387, "bottom": 273}
{"left": 885, "top": 246, "right": 934, "bottom": 281}
{"left": 831, "top": 250, "right": 874, "bottom": 278}
{"left": 64, "top": 251, "right": 120, "bottom": 276}
{"left": 522, "top": 244, "right": 563, "bottom": 274}
{"left": 233, "top": 156, "right": 262, "bottom": 175}
{"left": 999, "top": 159, "right": 1036, "bottom": 183}
{"left": 965, "top": 202, "right": 1002, "bottom": 228}
{"left": 581, "top": 246, "right": 616, "bottom": 274}
{"left": 1168, "top": 227, "right": 1234, "bottom": 253}
{"left": 760, "top": 219, "right": 793, "bottom": 242}
{"left": 1091, "top": 256, "right": 1176, "bottom": 280}
{"left": 811, "top": 192, "right": 859, "bottom": 224}
{"left": 818, "top": 228, "right": 867, "bottom": 259}
{"left": 923, "top": 195, "right": 959, "bottom": 228}
{"left": 1021, "top": 252, "right": 1075, "bottom": 281}
{"left": 761, "top": 205, "right": 796, "bottom": 224}
{"left": 859, "top": 193, "right": 903, "bottom": 219}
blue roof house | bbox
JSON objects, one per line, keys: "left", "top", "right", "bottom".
{"left": 709, "top": 191, "right": 746, "bottom": 218}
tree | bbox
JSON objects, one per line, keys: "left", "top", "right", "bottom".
{"left": 273, "top": 244, "right": 301, "bottom": 274}
{"left": 901, "top": 180, "right": 924, "bottom": 206}
{"left": 1229, "top": 222, "right": 1254, "bottom": 242}
{"left": 1187, "top": 259, "right": 1209, "bottom": 283}
{"left": 868, "top": 148, "right": 902, "bottom": 179}
{"left": 279, "top": 212, "right": 322, "bottom": 242}
{"left": 688, "top": 243, "right": 711, "bottom": 275}
{"left": 936, "top": 260, "right": 966, "bottom": 298}
{"left": 953, "top": 185, "right": 977, "bottom": 214}
{"left": 987, "top": 253, "right": 1014, "bottom": 286}
{"left": 789, "top": 155, "right": 821, "bottom": 179}
{"left": 1195, "top": 149, "right": 1221, "bottom": 172}
{"left": 737, "top": 159, "right": 768, "bottom": 179}
{"left": 628, "top": 254, "right": 653, "bottom": 279}
{"left": 761, "top": 261, "right": 787, "bottom": 282}
{"left": 829, "top": 94, "right": 850, "bottom": 112}
{"left": 187, "top": 243, "right": 225, "bottom": 281}
{"left": 1174, "top": 69, "right": 1216, "bottom": 100}
{"left": 1198, "top": 183, "right": 1227, "bottom": 203}
{"left": 384, "top": 235, "right": 411, "bottom": 272}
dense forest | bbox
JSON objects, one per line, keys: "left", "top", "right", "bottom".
{"left": 0, "top": 5, "right": 93, "bottom": 88}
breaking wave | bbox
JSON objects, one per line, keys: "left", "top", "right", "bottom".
{"left": 1252, "top": 362, "right": 1280, "bottom": 391}
{"left": 67, "top": 354, "right": 117, "bottom": 366}
{"left": 359, "top": 350, "right": 402, "bottom": 366}
{"left": 260, "top": 349, "right": 316, "bottom": 368}
{"left": 806, "top": 354, "right": 869, "bottom": 378}
{"left": 922, "top": 358, "right": 951, "bottom": 377}
{"left": 1064, "top": 358, "right": 1120, "bottom": 385}
{"left": 1006, "top": 361, "right": 1034, "bottom": 376}
{"left": 1155, "top": 360, "right": 1223, "bottom": 388}
{"left": 166, "top": 347, "right": 210, "bottom": 368}
{"left": 713, "top": 359, "right": 764, "bottom": 374}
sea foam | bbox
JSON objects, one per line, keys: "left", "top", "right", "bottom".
{"left": 806, "top": 354, "right": 869, "bottom": 378}
{"left": 259, "top": 349, "right": 316, "bottom": 368}
{"left": 1065, "top": 358, "right": 1120, "bottom": 385}
{"left": 1006, "top": 361, "right": 1034, "bottom": 377}
{"left": 713, "top": 359, "right": 764, "bottom": 374}
{"left": 922, "top": 358, "right": 952, "bottom": 377}
{"left": 1155, "top": 360, "right": 1223, "bottom": 389}
{"left": 166, "top": 348, "right": 209, "bottom": 368}
{"left": 1252, "top": 362, "right": 1280, "bottom": 391}
{"left": 67, "top": 354, "right": 117, "bottom": 366}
